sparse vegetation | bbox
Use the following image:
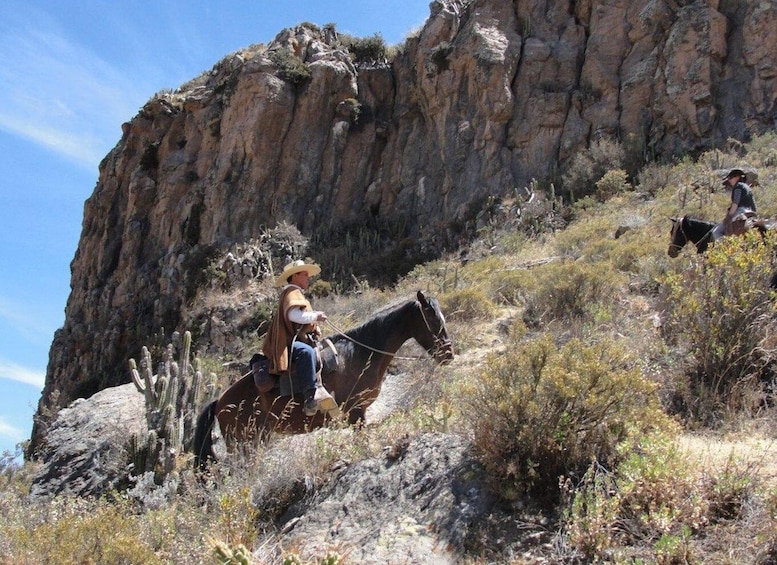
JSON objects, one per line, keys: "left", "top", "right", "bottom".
{"left": 8, "top": 133, "right": 777, "bottom": 563}
{"left": 268, "top": 50, "right": 311, "bottom": 89}
{"left": 340, "top": 32, "right": 387, "bottom": 65}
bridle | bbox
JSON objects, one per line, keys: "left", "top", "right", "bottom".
{"left": 418, "top": 301, "right": 454, "bottom": 360}
{"left": 670, "top": 217, "right": 715, "bottom": 254}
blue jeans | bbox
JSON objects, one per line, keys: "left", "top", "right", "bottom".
{"left": 291, "top": 341, "right": 318, "bottom": 396}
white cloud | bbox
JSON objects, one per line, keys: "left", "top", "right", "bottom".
{"left": 0, "top": 13, "right": 152, "bottom": 171}
{"left": 0, "top": 359, "right": 45, "bottom": 389}
{"left": 0, "top": 418, "right": 25, "bottom": 443}
{"left": 0, "top": 295, "right": 59, "bottom": 348}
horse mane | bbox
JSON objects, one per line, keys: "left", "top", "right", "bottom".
{"left": 683, "top": 215, "right": 716, "bottom": 229}
{"left": 328, "top": 298, "right": 416, "bottom": 345}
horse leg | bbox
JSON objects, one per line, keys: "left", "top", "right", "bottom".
{"left": 346, "top": 406, "right": 366, "bottom": 426}
{"left": 192, "top": 400, "right": 217, "bottom": 470}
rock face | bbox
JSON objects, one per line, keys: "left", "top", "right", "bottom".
{"left": 277, "top": 433, "right": 502, "bottom": 564}
{"left": 31, "top": 0, "right": 777, "bottom": 451}
{"left": 29, "top": 384, "right": 146, "bottom": 498}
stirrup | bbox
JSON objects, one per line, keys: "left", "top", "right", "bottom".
{"left": 314, "top": 387, "right": 341, "bottom": 416}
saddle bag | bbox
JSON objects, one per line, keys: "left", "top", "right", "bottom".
{"left": 249, "top": 353, "right": 276, "bottom": 393}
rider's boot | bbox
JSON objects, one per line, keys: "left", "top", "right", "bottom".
{"left": 303, "top": 388, "right": 319, "bottom": 416}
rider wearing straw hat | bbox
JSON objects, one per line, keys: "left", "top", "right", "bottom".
{"left": 262, "top": 259, "right": 330, "bottom": 415}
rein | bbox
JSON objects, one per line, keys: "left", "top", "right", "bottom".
{"left": 671, "top": 219, "right": 715, "bottom": 253}
{"left": 324, "top": 319, "right": 425, "bottom": 360}
{"left": 324, "top": 302, "right": 452, "bottom": 361}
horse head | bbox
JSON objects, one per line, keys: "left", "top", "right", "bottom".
{"left": 415, "top": 290, "right": 454, "bottom": 364}
{"left": 668, "top": 216, "right": 688, "bottom": 258}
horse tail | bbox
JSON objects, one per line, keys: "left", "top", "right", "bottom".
{"left": 192, "top": 400, "right": 217, "bottom": 470}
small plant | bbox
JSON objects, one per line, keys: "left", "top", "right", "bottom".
{"left": 208, "top": 536, "right": 252, "bottom": 565}
{"left": 654, "top": 525, "right": 693, "bottom": 565}
{"left": 269, "top": 50, "right": 311, "bottom": 89}
{"left": 218, "top": 487, "right": 259, "bottom": 548}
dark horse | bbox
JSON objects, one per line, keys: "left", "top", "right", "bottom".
{"left": 667, "top": 215, "right": 718, "bottom": 257}
{"left": 192, "top": 290, "right": 454, "bottom": 468}
{"left": 668, "top": 215, "right": 777, "bottom": 288}
{"left": 668, "top": 215, "right": 776, "bottom": 257}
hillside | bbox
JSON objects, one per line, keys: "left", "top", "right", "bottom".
{"left": 5, "top": 133, "right": 777, "bottom": 562}
{"left": 30, "top": 0, "right": 777, "bottom": 453}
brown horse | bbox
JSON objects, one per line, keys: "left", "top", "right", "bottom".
{"left": 192, "top": 290, "right": 454, "bottom": 468}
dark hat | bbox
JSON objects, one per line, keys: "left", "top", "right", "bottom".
{"left": 722, "top": 168, "right": 746, "bottom": 184}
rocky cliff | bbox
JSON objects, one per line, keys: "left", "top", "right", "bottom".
{"left": 31, "top": 0, "right": 777, "bottom": 452}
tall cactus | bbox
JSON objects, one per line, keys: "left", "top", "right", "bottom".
{"left": 129, "top": 330, "right": 218, "bottom": 482}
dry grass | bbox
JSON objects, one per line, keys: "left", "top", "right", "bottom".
{"left": 5, "top": 135, "right": 777, "bottom": 562}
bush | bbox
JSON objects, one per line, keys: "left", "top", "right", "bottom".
{"left": 595, "top": 168, "right": 630, "bottom": 202}
{"left": 566, "top": 433, "right": 756, "bottom": 562}
{"left": 563, "top": 139, "right": 626, "bottom": 202}
{"left": 522, "top": 260, "right": 618, "bottom": 327}
{"left": 439, "top": 287, "right": 495, "bottom": 321}
{"left": 343, "top": 32, "right": 387, "bottom": 65}
{"left": 461, "top": 334, "right": 670, "bottom": 503}
{"left": 269, "top": 50, "right": 311, "bottom": 89}
{"left": 661, "top": 231, "right": 777, "bottom": 425}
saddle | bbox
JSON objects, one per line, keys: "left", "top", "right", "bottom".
{"left": 249, "top": 340, "right": 340, "bottom": 415}
{"left": 724, "top": 210, "right": 757, "bottom": 236}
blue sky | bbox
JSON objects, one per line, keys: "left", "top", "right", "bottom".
{"left": 0, "top": 0, "right": 429, "bottom": 457}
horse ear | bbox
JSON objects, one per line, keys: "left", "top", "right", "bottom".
{"left": 417, "top": 290, "right": 428, "bottom": 305}
{"left": 670, "top": 217, "right": 677, "bottom": 224}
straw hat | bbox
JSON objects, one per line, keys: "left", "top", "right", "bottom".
{"left": 275, "top": 259, "right": 321, "bottom": 287}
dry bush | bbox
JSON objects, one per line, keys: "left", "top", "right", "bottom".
{"left": 635, "top": 161, "right": 673, "bottom": 197}
{"left": 439, "top": 287, "right": 495, "bottom": 321}
{"left": 565, "top": 433, "right": 765, "bottom": 563}
{"left": 660, "top": 231, "right": 777, "bottom": 426}
{"left": 521, "top": 260, "right": 619, "bottom": 327}
{"left": 0, "top": 494, "right": 171, "bottom": 564}
{"left": 562, "top": 138, "right": 626, "bottom": 201}
{"left": 459, "top": 333, "right": 671, "bottom": 504}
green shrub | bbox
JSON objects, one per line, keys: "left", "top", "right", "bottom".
{"left": 269, "top": 50, "right": 311, "bottom": 89}
{"left": 439, "top": 287, "right": 495, "bottom": 321}
{"left": 661, "top": 231, "right": 777, "bottom": 425}
{"left": 566, "top": 433, "right": 756, "bottom": 562}
{"left": 563, "top": 139, "right": 626, "bottom": 202}
{"left": 595, "top": 168, "right": 630, "bottom": 202}
{"left": 309, "top": 278, "right": 332, "bottom": 298}
{"left": 343, "top": 32, "right": 387, "bottom": 64}
{"left": 522, "top": 260, "right": 618, "bottom": 326}
{"left": 461, "top": 334, "right": 670, "bottom": 503}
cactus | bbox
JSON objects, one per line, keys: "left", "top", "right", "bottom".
{"left": 208, "top": 537, "right": 253, "bottom": 565}
{"left": 129, "top": 330, "right": 218, "bottom": 481}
